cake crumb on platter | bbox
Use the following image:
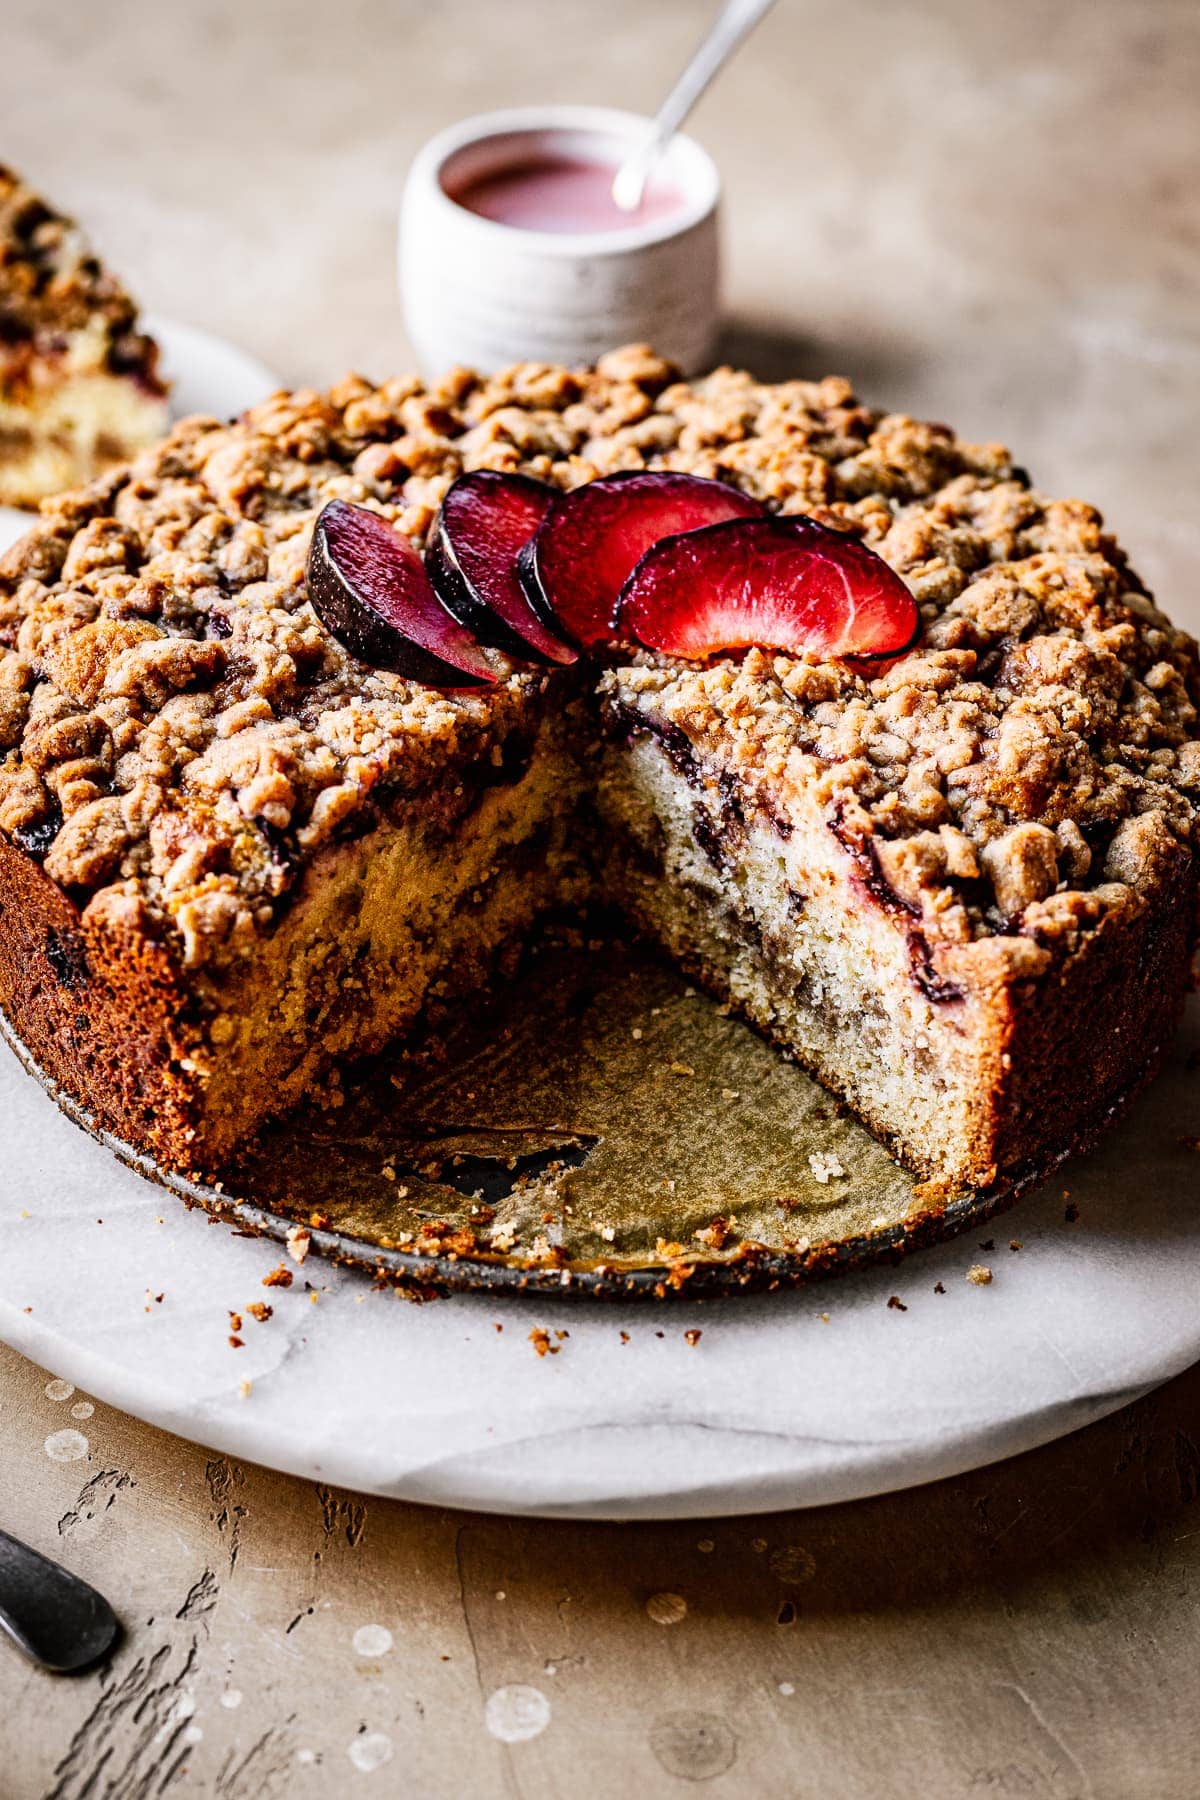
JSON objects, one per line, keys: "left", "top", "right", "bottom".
{"left": 809, "top": 1152, "right": 846, "bottom": 1185}
{"left": 694, "top": 1216, "right": 731, "bottom": 1250}
{"left": 966, "top": 1264, "right": 993, "bottom": 1285}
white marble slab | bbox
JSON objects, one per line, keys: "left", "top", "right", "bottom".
{"left": 0, "top": 999, "right": 1195, "bottom": 1520}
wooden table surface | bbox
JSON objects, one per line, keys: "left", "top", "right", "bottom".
{"left": 2, "top": 0, "right": 1198, "bottom": 1793}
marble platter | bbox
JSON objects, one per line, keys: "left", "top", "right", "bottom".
{"left": 0, "top": 997, "right": 1195, "bottom": 1520}
{"left": 1, "top": 322, "right": 1198, "bottom": 1515}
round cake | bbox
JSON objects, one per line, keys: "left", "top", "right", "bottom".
{"left": 0, "top": 344, "right": 1195, "bottom": 1195}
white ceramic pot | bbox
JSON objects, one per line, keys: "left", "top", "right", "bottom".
{"left": 399, "top": 105, "right": 721, "bottom": 378}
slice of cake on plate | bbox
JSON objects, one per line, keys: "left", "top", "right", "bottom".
{"left": 0, "top": 347, "right": 1194, "bottom": 1197}
{"left": 0, "top": 165, "right": 169, "bottom": 508}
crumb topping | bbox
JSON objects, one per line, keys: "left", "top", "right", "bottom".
{"left": 0, "top": 165, "right": 164, "bottom": 389}
{"left": 0, "top": 343, "right": 1195, "bottom": 968}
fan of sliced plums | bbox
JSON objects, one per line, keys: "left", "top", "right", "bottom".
{"left": 305, "top": 467, "right": 920, "bottom": 686}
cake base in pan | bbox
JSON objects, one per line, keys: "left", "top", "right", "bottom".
{"left": 0, "top": 931, "right": 1154, "bottom": 1300}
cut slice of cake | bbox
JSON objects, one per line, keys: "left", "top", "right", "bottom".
{"left": 0, "top": 165, "right": 169, "bottom": 508}
{"left": 596, "top": 652, "right": 1195, "bottom": 1191}
{"left": 0, "top": 348, "right": 1195, "bottom": 1198}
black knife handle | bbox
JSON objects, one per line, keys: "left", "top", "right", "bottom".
{"left": 0, "top": 1529, "right": 120, "bottom": 1673}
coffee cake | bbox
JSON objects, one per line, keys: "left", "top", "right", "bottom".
{"left": 0, "top": 346, "right": 1195, "bottom": 1190}
{"left": 0, "top": 165, "right": 169, "bottom": 508}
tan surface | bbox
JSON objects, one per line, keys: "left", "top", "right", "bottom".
{"left": 5, "top": 1341, "right": 1200, "bottom": 1797}
{"left": 1, "top": 0, "right": 1198, "bottom": 1793}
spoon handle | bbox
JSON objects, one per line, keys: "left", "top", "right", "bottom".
{"left": 613, "top": 0, "right": 778, "bottom": 211}
{"left": 0, "top": 1529, "right": 121, "bottom": 1673}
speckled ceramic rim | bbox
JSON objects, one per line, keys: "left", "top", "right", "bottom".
{"left": 0, "top": 1006, "right": 1105, "bottom": 1303}
{"left": 413, "top": 105, "right": 721, "bottom": 257}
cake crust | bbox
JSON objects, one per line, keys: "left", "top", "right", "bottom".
{"left": 0, "top": 346, "right": 1196, "bottom": 1184}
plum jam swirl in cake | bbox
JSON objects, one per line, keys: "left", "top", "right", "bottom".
{"left": 0, "top": 344, "right": 1195, "bottom": 1193}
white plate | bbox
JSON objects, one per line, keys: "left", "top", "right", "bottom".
{"left": 1, "top": 324, "right": 1196, "bottom": 1517}
{"left": 0, "top": 999, "right": 1196, "bottom": 1519}
{"left": 0, "top": 316, "right": 281, "bottom": 554}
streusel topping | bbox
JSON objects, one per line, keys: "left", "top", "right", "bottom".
{"left": 0, "top": 345, "right": 1195, "bottom": 966}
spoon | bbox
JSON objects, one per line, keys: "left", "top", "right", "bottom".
{"left": 0, "top": 1529, "right": 121, "bottom": 1673}
{"left": 611, "top": 0, "right": 778, "bottom": 214}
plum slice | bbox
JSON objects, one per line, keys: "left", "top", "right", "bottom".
{"left": 427, "top": 471, "right": 575, "bottom": 664}
{"left": 307, "top": 500, "right": 497, "bottom": 688}
{"left": 520, "top": 470, "right": 764, "bottom": 650}
{"left": 617, "top": 515, "right": 920, "bottom": 664}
